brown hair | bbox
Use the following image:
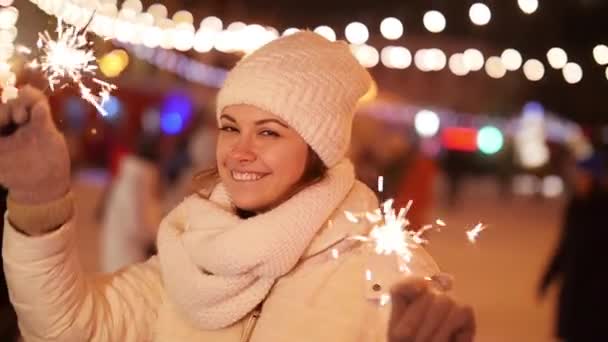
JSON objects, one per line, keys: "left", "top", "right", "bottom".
{"left": 192, "top": 147, "right": 327, "bottom": 208}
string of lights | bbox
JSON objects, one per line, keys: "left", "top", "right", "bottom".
{"left": 19, "top": 0, "right": 608, "bottom": 85}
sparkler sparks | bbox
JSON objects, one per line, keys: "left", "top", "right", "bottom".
{"left": 347, "top": 198, "right": 487, "bottom": 277}
{"left": 349, "top": 199, "right": 426, "bottom": 268}
{"left": 466, "top": 223, "right": 487, "bottom": 243}
{"left": 28, "top": 17, "right": 115, "bottom": 116}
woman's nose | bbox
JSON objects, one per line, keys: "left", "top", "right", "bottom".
{"left": 230, "top": 137, "right": 256, "bottom": 162}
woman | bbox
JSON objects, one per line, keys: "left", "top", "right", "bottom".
{"left": 0, "top": 32, "right": 474, "bottom": 341}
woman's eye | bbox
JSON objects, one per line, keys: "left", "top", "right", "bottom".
{"left": 260, "top": 130, "right": 279, "bottom": 137}
{"left": 220, "top": 126, "right": 238, "bottom": 133}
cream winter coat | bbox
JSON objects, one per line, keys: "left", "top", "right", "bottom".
{"left": 3, "top": 179, "right": 438, "bottom": 342}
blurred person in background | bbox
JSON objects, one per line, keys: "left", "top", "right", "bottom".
{"left": 0, "top": 186, "right": 19, "bottom": 342}
{"left": 349, "top": 114, "right": 384, "bottom": 190}
{"left": 99, "top": 134, "right": 163, "bottom": 272}
{"left": 442, "top": 150, "right": 468, "bottom": 207}
{"left": 495, "top": 139, "right": 515, "bottom": 200}
{"left": 0, "top": 32, "right": 474, "bottom": 341}
{"left": 164, "top": 112, "right": 218, "bottom": 210}
{"left": 394, "top": 138, "right": 439, "bottom": 230}
{"left": 375, "top": 126, "right": 410, "bottom": 200}
{"left": 539, "top": 151, "right": 608, "bottom": 341}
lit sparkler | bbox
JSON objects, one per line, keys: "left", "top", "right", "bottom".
{"left": 27, "top": 17, "right": 115, "bottom": 116}
{"left": 466, "top": 222, "right": 487, "bottom": 243}
{"left": 349, "top": 199, "right": 428, "bottom": 269}
{"left": 346, "top": 195, "right": 487, "bottom": 276}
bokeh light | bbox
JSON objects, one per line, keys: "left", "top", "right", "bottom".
{"left": 523, "top": 59, "right": 545, "bottom": 81}
{"left": 477, "top": 126, "right": 504, "bottom": 154}
{"left": 547, "top": 47, "right": 568, "bottom": 69}
{"left": 562, "top": 62, "right": 583, "bottom": 84}
{"left": 469, "top": 3, "right": 491, "bottom": 26}
{"left": 345, "top": 22, "right": 369, "bottom": 45}
{"left": 415, "top": 110, "right": 440, "bottom": 137}
{"left": 423, "top": 10, "right": 446, "bottom": 33}
{"left": 380, "top": 17, "right": 403, "bottom": 40}
{"left": 99, "top": 49, "right": 130, "bottom": 78}
{"left": 518, "top": 0, "right": 539, "bottom": 14}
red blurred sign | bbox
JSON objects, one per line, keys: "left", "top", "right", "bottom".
{"left": 441, "top": 127, "right": 478, "bottom": 152}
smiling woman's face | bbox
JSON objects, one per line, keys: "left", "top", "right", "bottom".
{"left": 216, "top": 104, "right": 310, "bottom": 212}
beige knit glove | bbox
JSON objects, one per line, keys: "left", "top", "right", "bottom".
{"left": 0, "top": 85, "right": 72, "bottom": 235}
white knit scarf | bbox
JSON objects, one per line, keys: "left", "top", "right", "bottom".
{"left": 157, "top": 160, "right": 356, "bottom": 330}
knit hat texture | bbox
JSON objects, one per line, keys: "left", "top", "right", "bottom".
{"left": 216, "top": 31, "right": 372, "bottom": 167}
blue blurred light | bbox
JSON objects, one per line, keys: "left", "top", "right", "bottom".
{"left": 63, "top": 96, "right": 86, "bottom": 131}
{"left": 102, "top": 96, "right": 122, "bottom": 118}
{"left": 522, "top": 101, "right": 544, "bottom": 120}
{"left": 161, "top": 112, "right": 184, "bottom": 135}
{"left": 160, "top": 92, "right": 192, "bottom": 135}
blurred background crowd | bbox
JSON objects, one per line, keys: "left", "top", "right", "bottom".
{"left": 2, "top": 0, "right": 608, "bottom": 341}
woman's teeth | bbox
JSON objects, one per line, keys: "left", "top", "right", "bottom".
{"left": 231, "top": 171, "right": 265, "bottom": 181}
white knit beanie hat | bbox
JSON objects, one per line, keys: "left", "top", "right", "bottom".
{"left": 216, "top": 31, "right": 372, "bottom": 167}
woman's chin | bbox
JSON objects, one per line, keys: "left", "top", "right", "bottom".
{"left": 231, "top": 196, "right": 271, "bottom": 213}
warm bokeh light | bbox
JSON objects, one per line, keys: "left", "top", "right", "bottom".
{"left": 381, "top": 46, "right": 412, "bottom": 69}
{"left": 423, "top": 10, "right": 446, "bottom": 33}
{"left": 351, "top": 44, "right": 379, "bottom": 68}
{"left": 542, "top": 175, "right": 564, "bottom": 198}
{"left": 547, "top": 47, "right": 568, "bottom": 69}
{"left": 282, "top": 27, "right": 300, "bottom": 36}
{"left": 562, "top": 62, "right": 583, "bottom": 84}
{"left": 147, "top": 4, "right": 168, "bottom": 21}
{"left": 518, "top": 0, "right": 539, "bottom": 14}
{"left": 485, "top": 56, "right": 506, "bottom": 79}
{"left": 193, "top": 30, "right": 216, "bottom": 53}
{"left": 463, "top": 48, "right": 484, "bottom": 71}
{"left": 172, "top": 10, "right": 193, "bottom": 24}
{"left": 449, "top": 53, "right": 469, "bottom": 76}
{"left": 200, "top": 16, "right": 223, "bottom": 32}
{"left": 593, "top": 44, "right": 608, "bottom": 65}
{"left": 345, "top": 22, "right": 369, "bottom": 45}
{"left": 523, "top": 59, "right": 545, "bottom": 81}
{"left": 469, "top": 3, "right": 491, "bottom": 26}
{"left": 99, "top": 49, "right": 129, "bottom": 78}
{"left": 415, "top": 110, "right": 440, "bottom": 137}
{"left": 313, "top": 25, "right": 336, "bottom": 41}
{"left": 380, "top": 17, "right": 403, "bottom": 40}
{"left": 501, "top": 48, "right": 522, "bottom": 71}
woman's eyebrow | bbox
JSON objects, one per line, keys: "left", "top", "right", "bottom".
{"left": 254, "top": 119, "right": 289, "bottom": 128}
{"left": 219, "top": 114, "right": 236, "bottom": 122}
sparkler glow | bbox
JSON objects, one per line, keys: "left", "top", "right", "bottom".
{"left": 331, "top": 248, "right": 340, "bottom": 259}
{"left": 346, "top": 196, "right": 487, "bottom": 279}
{"left": 466, "top": 222, "right": 487, "bottom": 243}
{"left": 28, "top": 17, "right": 116, "bottom": 116}
{"left": 349, "top": 199, "right": 425, "bottom": 269}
